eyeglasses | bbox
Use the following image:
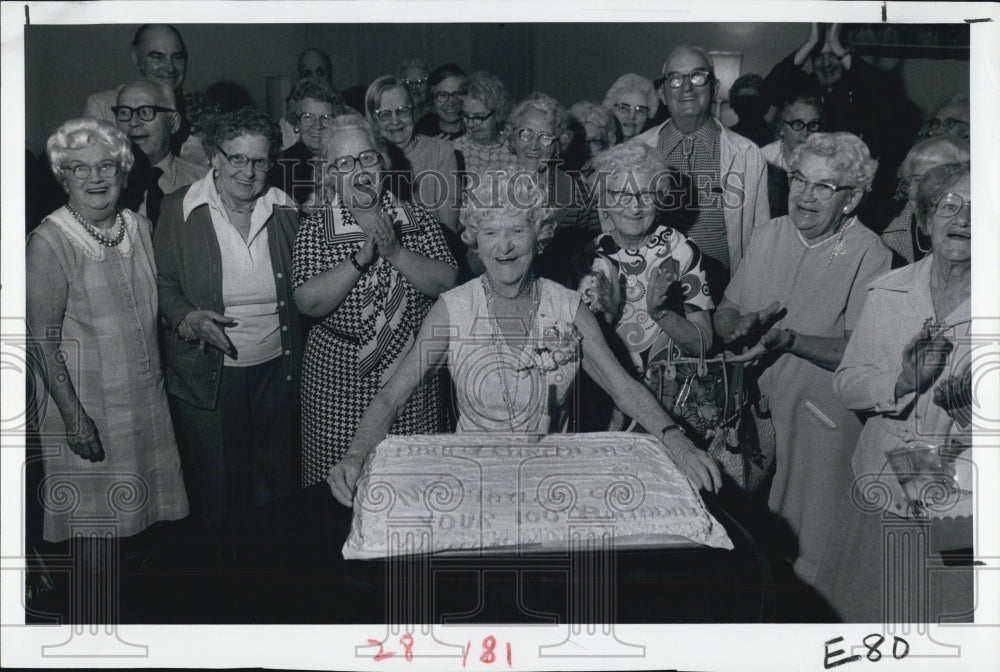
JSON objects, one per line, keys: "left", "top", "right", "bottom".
{"left": 373, "top": 105, "right": 413, "bottom": 123}
{"left": 613, "top": 102, "right": 650, "bottom": 119}
{"left": 61, "top": 161, "right": 119, "bottom": 180}
{"left": 297, "top": 113, "right": 334, "bottom": 130}
{"left": 432, "top": 90, "right": 462, "bottom": 103}
{"left": 515, "top": 128, "right": 556, "bottom": 147}
{"left": 586, "top": 138, "right": 609, "bottom": 152}
{"left": 927, "top": 117, "right": 968, "bottom": 133}
{"left": 656, "top": 70, "right": 713, "bottom": 89}
{"left": 934, "top": 193, "right": 970, "bottom": 218}
{"left": 788, "top": 172, "right": 854, "bottom": 201}
{"left": 328, "top": 150, "right": 381, "bottom": 173}
{"left": 111, "top": 105, "right": 176, "bottom": 123}
{"left": 402, "top": 78, "right": 428, "bottom": 88}
{"left": 460, "top": 111, "right": 494, "bottom": 126}
{"left": 215, "top": 145, "right": 272, "bottom": 172}
{"left": 783, "top": 119, "right": 821, "bottom": 133}
{"left": 607, "top": 189, "right": 657, "bottom": 208}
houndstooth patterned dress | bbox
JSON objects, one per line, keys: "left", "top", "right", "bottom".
{"left": 293, "top": 193, "right": 457, "bottom": 485}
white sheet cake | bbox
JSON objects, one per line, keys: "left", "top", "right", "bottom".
{"left": 342, "top": 432, "right": 734, "bottom": 559}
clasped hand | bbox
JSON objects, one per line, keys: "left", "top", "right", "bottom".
{"left": 356, "top": 212, "right": 402, "bottom": 267}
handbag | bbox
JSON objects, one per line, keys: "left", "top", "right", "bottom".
{"left": 650, "top": 343, "right": 774, "bottom": 494}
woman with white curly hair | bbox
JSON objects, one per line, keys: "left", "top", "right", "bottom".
{"left": 505, "top": 92, "right": 596, "bottom": 279}
{"left": 571, "top": 142, "right": 713, "bottom": 432}
{"left": 27, "top": 118, "right": 189, "bottom": 549}
{"left": 602, "top": 73, "right": 659, "bottom": 143}
{"left": 714, "top": 132, "right": 893, "bottom": 586}
{"left": 326, "top": 170, "right": 722, "bottom": 507}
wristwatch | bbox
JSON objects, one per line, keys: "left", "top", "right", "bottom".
{"left": 784, "top": 329, "right": 798, "bottom": 352}
{"left": 660, "top": 424, "right": 687, "bottom": 443}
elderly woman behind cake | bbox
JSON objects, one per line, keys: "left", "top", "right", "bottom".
{"left": 327, "top": 171, "right": 722, "bottom": 507}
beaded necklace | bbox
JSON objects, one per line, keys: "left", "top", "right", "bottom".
{"left": 66, "top": 202, "right": 125, "bottom": 247}
{"left": 482, "top": 273, "right": 539, "bottom": 430}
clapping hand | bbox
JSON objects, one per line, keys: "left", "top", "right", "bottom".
{"left": 372, "top": 211, "right": 401, "bottom": 259}
{"left": 933, "top": 360, "right": 972, "bottom": 427}
{"left": 726, "top": 301, "right": 783, "bottom": 345}
{"left": 355, "top": 232, "right": 378, "bottom": 268}
{"left": 646, "top": 262, "right": 684, "bottom": 320}
{"left": 896, "top": 323, "right": 953, "bottom": 398}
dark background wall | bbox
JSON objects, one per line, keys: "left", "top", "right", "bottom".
{"left": 24, "top": 22, "right": 968, "bottom": 155}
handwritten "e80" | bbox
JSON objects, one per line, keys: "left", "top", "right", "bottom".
{"left": 825, "top": 635, "right": 910, "bottom": 668}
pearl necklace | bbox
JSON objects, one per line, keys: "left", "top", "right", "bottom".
{"left": 482, "top": 274, "right": 539, "bottom": 430}
{"left": 66, "top": 202, "right": 125, "bottom": 247}
{"left": 796, "top": 216, "right": 857, "bottom": 268}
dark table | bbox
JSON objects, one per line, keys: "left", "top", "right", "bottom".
{"left": 123, "top": 483, "right": 774, "bottom": 624}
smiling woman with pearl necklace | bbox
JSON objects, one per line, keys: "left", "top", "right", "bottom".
{"left": 27, "top": 117, "right": 189, "bottom": 553}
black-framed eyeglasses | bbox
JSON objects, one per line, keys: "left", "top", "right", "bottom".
{"left": 934, "top": 193, "right": 970, "bottom": 218}
{"left": 215, "top": 145, "right": 272, "bottom": 171}
{"left": 613, "top": 102, "right": 649, "bottom": 119}
{"left": 460, "top": 111, "right": 494, "bottom": 126}
{"left": 515, "top": 128, "right": 556, "bottom": 147}
{"left": 432, "top": 90, "right": 462, "bottom": 103}
{"left": 402, "top": 78, "right": 428, "bottom": 88}
{"left": 61, "top": 161, "right": 119, "bottom": 180}
{"left": 373, "top": 105, "right": 413, "bottom": 123}
{"left": 656, "top": 70, "right": 713, "bottom": 90}
{"left": 788, "top": 172, "right": 854, "bottom": 201}
{"left": 607, "top": 189, "right": 657, "bottom": 208}
{"left": 297, "top": 112, "right": 334, "bottom": 130}
{"left": 783, "top": 119, "right": 821, "bottom": 133}
{"left": 111, "top": 105, "right": 176, "bottom": 123}
{"left": 328, "top": 150, "right": 381, "bottom": 173}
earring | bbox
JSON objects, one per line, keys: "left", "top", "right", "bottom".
{"left": 213, "top": 168, "right": 220, "bottom": 179}
{"left": 293, "top": 127, "right": 299, "bottom": 134}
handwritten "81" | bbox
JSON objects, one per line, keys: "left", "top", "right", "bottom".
{"left": 367, "top": 634, "right": 512, "bottom": 667}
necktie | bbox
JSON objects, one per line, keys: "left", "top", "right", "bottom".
{"left": 147, "top": 167, "right": 165, "bottom": 226}
{"left": 681, "top": 135, "right": 695, "bottom": 172}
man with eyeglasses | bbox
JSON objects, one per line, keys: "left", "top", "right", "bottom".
{"left": 113, "top": 79, "right": 203, "bottom": 224}
{"left": 83, "top": 24, "right": 203, "bottom": 164}
{"left": 631, "top": 45, "right": 769, "bottom": 301}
